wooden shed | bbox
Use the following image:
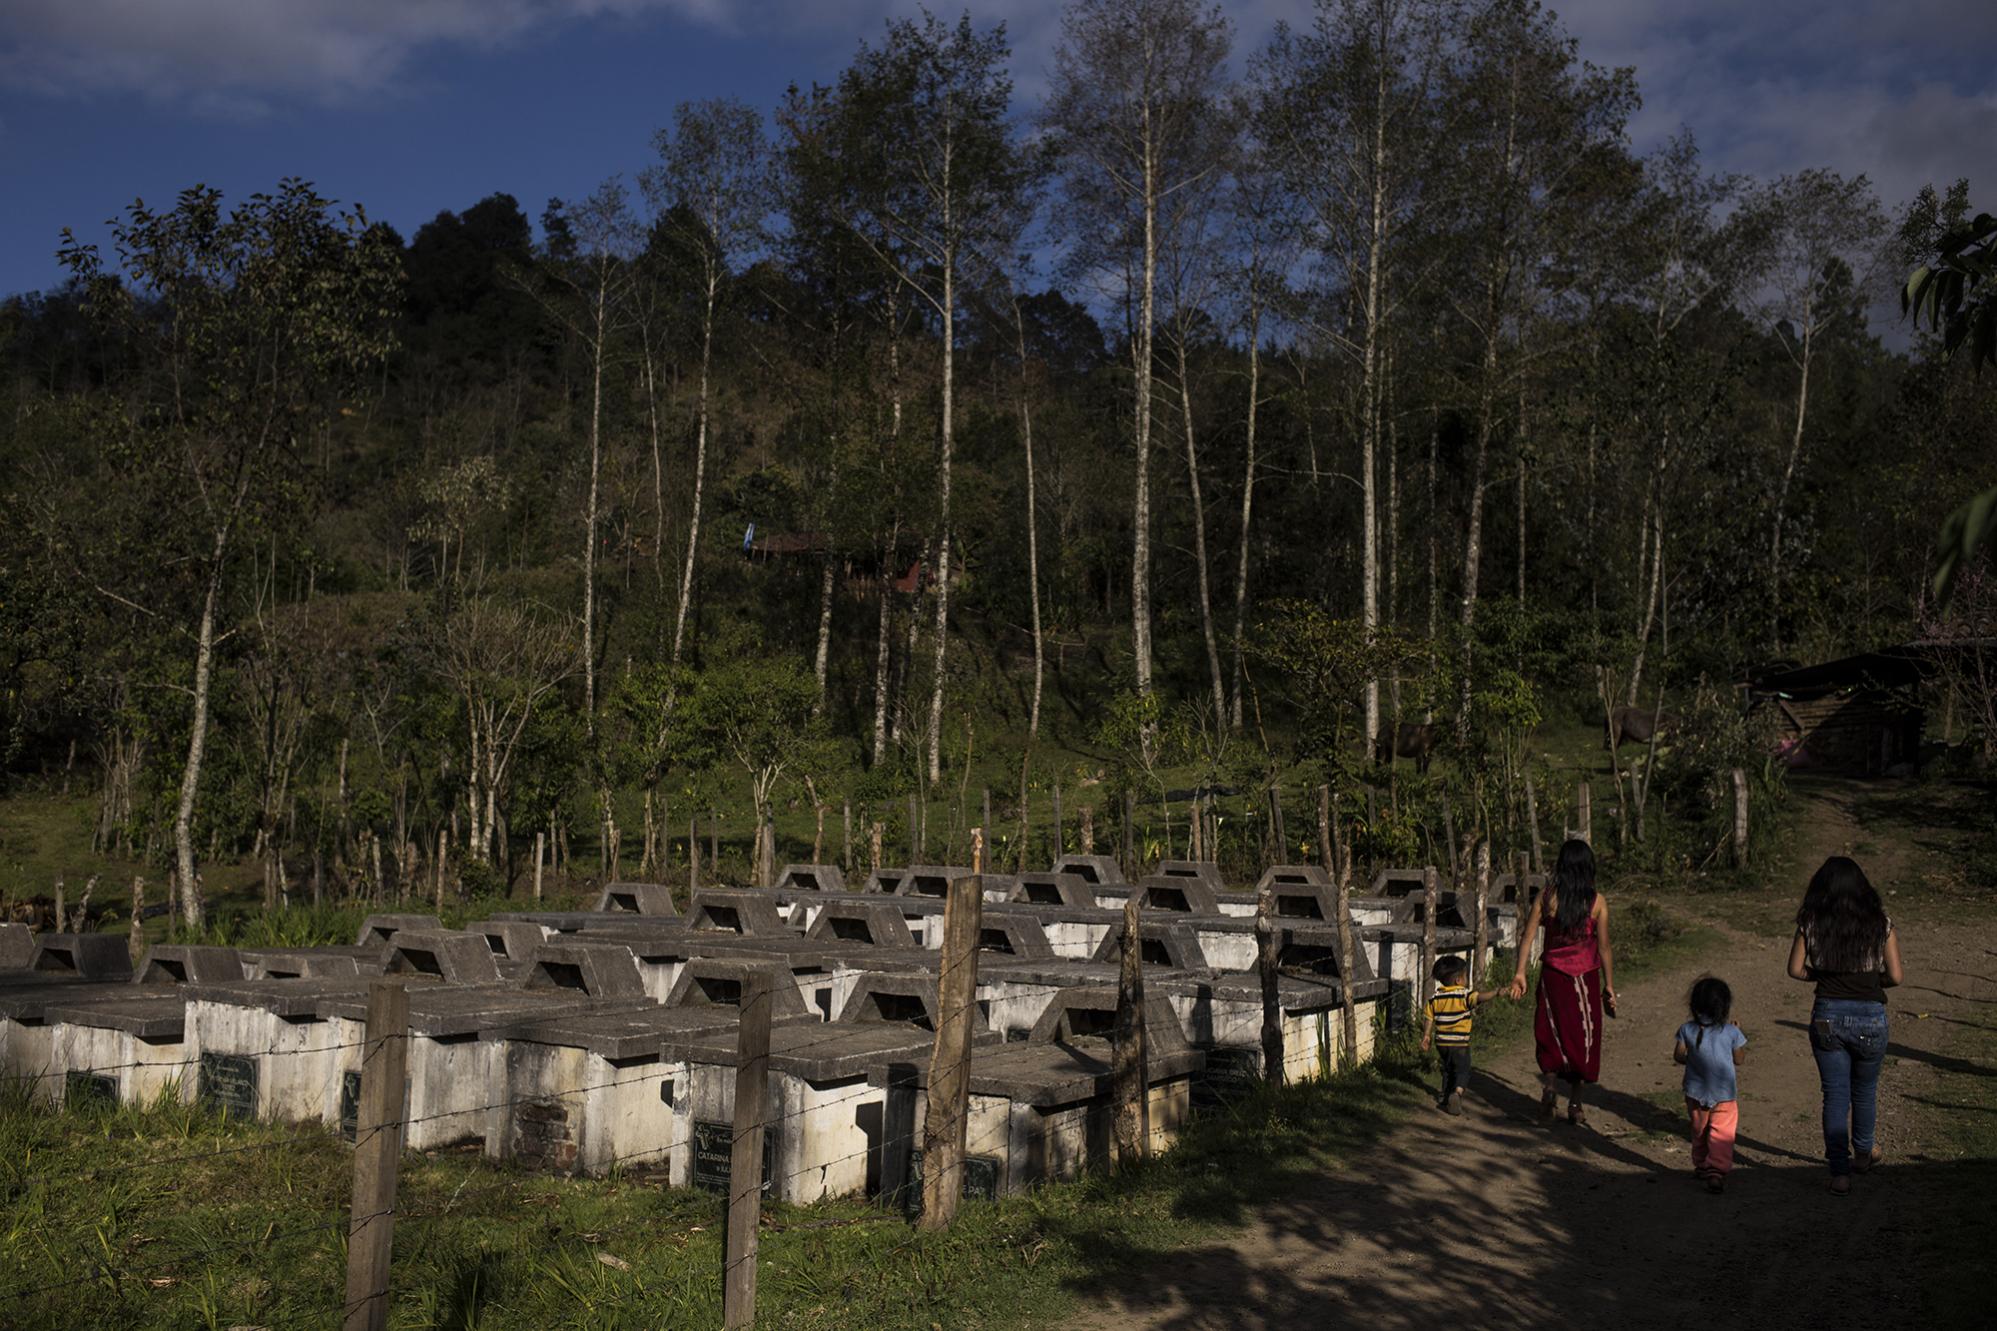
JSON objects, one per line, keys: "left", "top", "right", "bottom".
{"left": 1750, "top": 649, "right": 1930, "bottom": 776}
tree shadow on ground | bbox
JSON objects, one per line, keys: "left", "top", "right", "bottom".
{"left": 1052, "top": 1083, "right": 1993, "bottom": 1331}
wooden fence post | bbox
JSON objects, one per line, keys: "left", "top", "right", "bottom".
{"left": 709, "top": 811, "right": 720, "bottom": 881}
{"left": 1420, "top": 866, "right": 1439, "bottom": 1012}
{"left": 1121, "top": 790, "right": 1135, "bottom": 877}
{"left": 1730, "top": 768, "right": 1749, "bottom": 867}
{"left": 1052, "top": 781, "right": 1064, "bottom": 860}
{"left": 1112, "top": 893, "right": 1150, "bottom": 1164}
{"left": 1080, "top": 806, "right": 1094, "bottom": 854}
{"left": 1523, "top": 773, "right": 1545, "bottom": 875}
{"left": 1254, "top": 885, "right": 1283, "bottom": 1086}
{"left": 920, "top": 864, "right": 983, "bottom": 1229}
{"left": 843, "top": 800, "right": 853, "bottom": 873}
{"left": 1316, "top": 785, "right": 1333, "bottom": 879}
{"left": 1575, "top": 781, "right": 1592, "bottom": 846}
{"left": 127, "top": 877, "right": 145, "bottom": 968}
{"left": 1268, "top": 786, "right": 1287, "bottom": 860}
{"left": 690, "top": 814, "right": 701, "bottom": 891}
{"left": 532, "top": 832, "right": 545, "bottom": 903}
{"left": 344, "top": 980, "right": 409, "bottom": 1331}
{"left": 723, "top": 974, "right": 773, "bottom": 1330}
{"left": 1473, "top": 841, "right": 1492, "bottom": 987}
{"left": 908, "top": 795, "right": 920, "bottom": 863}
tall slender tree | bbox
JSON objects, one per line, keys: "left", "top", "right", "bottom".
{"left": 1048, "top": 0, "right": 1233, "bottom": 717}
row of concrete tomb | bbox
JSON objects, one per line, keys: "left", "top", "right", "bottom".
{"left": 0, "top": 856, "right": 1525, "bottom": 1208}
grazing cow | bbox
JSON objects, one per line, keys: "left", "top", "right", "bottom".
{"left": 1609, "top": 706, "right": 1680, "bottom": 750}
{"left": 1375, "top": 721, "right": 1437, "bottom": 774}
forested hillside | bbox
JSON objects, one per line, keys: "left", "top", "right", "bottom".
{"left": 1, "top": 0, "right": 1988, "bottom": 924}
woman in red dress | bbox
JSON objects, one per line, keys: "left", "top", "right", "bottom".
{"left": 1509, "top": 839, "right": 1618, "bottom": 1125}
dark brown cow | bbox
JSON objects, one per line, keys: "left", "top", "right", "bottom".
{"left": 1608, "top": 706, "right": 1680, "bottom": 749}
{"left": 1375, "top": 721, "right": 1437, "bottom": 774}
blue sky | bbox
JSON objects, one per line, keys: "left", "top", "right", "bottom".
{"left": 3, "top": 0, "right": 1994, "bottom": 300}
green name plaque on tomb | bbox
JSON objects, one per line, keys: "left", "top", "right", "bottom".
{"left": 1192, "top": 1046, "right": 1261, "bottom": 1108}
{"left": 339, "top": 1071, "right": 363, "bottom": 1141}
{"left": 198, "top": 1052, "right": 258, "bottom": 1119}
{"left": 691, "top": 1119, "right": 774, "bottom": 1194}
{"left": 903, "top": 1151, "right": 1001, "bottom": 1216}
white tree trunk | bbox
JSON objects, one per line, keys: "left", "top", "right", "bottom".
{"left": 671, "top": 274, "right": 718, "bottom": 668}
{"left": 925, "top": 259, "right": 956, "bottom": 789}
{"left": 1131, "top": 125, "right": 1158, "bottom": 708}
{"left": 171, "top": 553, "right": 226, "bottom": 928}
{"left": 1770, "top": 320, "right": 1813, "bottom": 636}
{"left": 1229, "top": 289, "right": 1262, "bottom": 732}
{"left": 582, "top": 286, "right": 605, "bottom": 723}
{"left": 1176, "top": 344, "right": 1226, "bottom": 721}
{"left": 812, "top": 552, "right": 836, "bottom": 718}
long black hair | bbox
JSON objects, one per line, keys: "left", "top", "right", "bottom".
{"left": 1550, "top": 838, "right": 1597, "bottom": 933}
{"left": 1687, "top": 976, "right": 1732, "bottom": 1046}
{"left": 1796, "top": 856, "right": 1888, "bottom": 972}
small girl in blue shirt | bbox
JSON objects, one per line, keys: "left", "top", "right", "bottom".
{"left": 1675, "top": 976, "right": 1748, "bottom": 1193}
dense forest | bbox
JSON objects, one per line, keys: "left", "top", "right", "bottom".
{"left": 1, "top": 0, "right": 1990, "bottom": 925}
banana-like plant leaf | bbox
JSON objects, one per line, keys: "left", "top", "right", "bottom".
{"left": 1934, "top": 484, "right": 1997, "bottom": 603}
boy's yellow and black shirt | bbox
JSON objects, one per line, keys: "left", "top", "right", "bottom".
{"left": 1428, "top": 984, "right": 1476, "bottom": 1046}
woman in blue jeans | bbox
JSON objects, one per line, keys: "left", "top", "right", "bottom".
{"left": 1787, "top": 856, "right": 1904, "bottom": 1195}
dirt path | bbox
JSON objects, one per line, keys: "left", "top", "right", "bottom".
{"left": 1082, "top": 780, "right": 1995, "bottom": 1330}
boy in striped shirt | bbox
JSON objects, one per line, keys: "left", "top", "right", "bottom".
{"left": 1420, "top": 954, "right": 1505, "bottom": 1116}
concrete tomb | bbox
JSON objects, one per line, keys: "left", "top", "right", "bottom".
{"left": 0, "top": 923, "right": 34, "bottom": 970}
{"left": 1133, "top": 876, "right": 1221, "bottom": 916}
{"left": 29, "top": 933, "right": 134, "bottom": 981}
{"left": 862, "top": 868, "right": 909, "bottom": 894}
{"left": 355, "top": 913, "right": 442, "bottom": 947}
{"left": 181, "top": 976, "right": 426, "bottom": 1124}
{"left": 593, "top": 881, "right": 681, "bottom": 917}
{"left": 1090, "top": 920, "right": 1209, "bottom": 971}
{"left": 1008, "top": 873, "right": 1097, "bottom": 909}
{"left": 483, "top": 1004, "right": 737, "bottom": 1177}
{"left": 685, "top": 889, "right": 794, "bottom": 936}
{"left": 520, "top": 939, "right": 650, "bottom": 1002}
{"left": 471, "top": 919, "right": 555, "bottom": 961}
{"left": 46, "top": 992, "right": 190, "bottom": 1109}
{"left": 1050, "top": 853, "right": 1126, "bottom": 885}
{"left": 134, "top": 945, "right": 243, "bottom": 985}
{"left": 804, "top": 898, "right": 919, "bottom": 950}
{"left": 1154, "top": 860, "right": 1227, "bottom": 891}
{"left": 317, "top": 982, "right": 632, "bottom": 1150}
{"left": 975, "top": 913, "right": 1055, "bottom": 961}
{"left": 237, "top": 947, "right": 372, "bottom": 980}
{"left": 1253, "top": 864, "right": 1332, "bottom": 894}
{"left": 892, "top": 866, "right": 977, "bottom": 898}
{"left": 774, "top": 863, "right": 847, "bottom": 893}
{"left": 383, "top": 930, "right": 504, "bottom": 986}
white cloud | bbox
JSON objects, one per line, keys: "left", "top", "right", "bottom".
{"left": 3, "top": 0, "right": 1992, "bottom": 213}
{"left": 0, "top": 1, "right": 731, "bottom": 108}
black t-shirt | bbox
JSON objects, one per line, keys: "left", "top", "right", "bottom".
{"left": 1802, "top": 925, "right": 1890, "bottom": 1005}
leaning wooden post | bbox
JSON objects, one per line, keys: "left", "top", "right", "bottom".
{"left": 1080, "top": 805, "right": 1095, "bottom": 854}
{"left": 1523, "top": 773, "right": 1546, "bottom": 875}
{"left": 344, "top": 980, "right": 409, "bottom": 1331}
{"left": 1254, "top": 884, "right": 1284, "bottom": 1086}
{"left": 126, "top": 877, "right": 146, "bottom": 969}
{"left": 689, "top": 814, "right": 701, "bottom": 891}
{"left": 532, "top": 831, "right": 545, "bottom": 903}
{"left": 722, "top": 973, "right": 773, "bottom": 1329}
{"left": 1575, "top": 781, "right": 1592, "bottom": 846}
{"left": 1316, "top": 784, "right": 1334, "bottom": 879}
{"left": 1051, "top": 780, "right": 1064, "bottom": 859}
{"left": 1420, "top": 866, "right": 1440, "bottom": 1013}
{"left": 908, "top": 794, "right": 920, "bottom": 863}
{"left": 1112, "top": 892, "right": 1150, "bottom": 1164}
{"left": 1121, "top": 789, "right": 1136, "bottom": 877}
{"left": 1472, "top": 841, "right": 1492, "bottom": 987}
{"left": 842, "top": 800, "right": 853, "bottom": 873}
{"left": 920, "top": 850, "right": 984, "bottom": 1229}
{"left": 1332, "top": 832, "right": 1361, "bottom": 1065}
{"left": 1730, "top": 768, "right": 1749, "bottom": 867}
